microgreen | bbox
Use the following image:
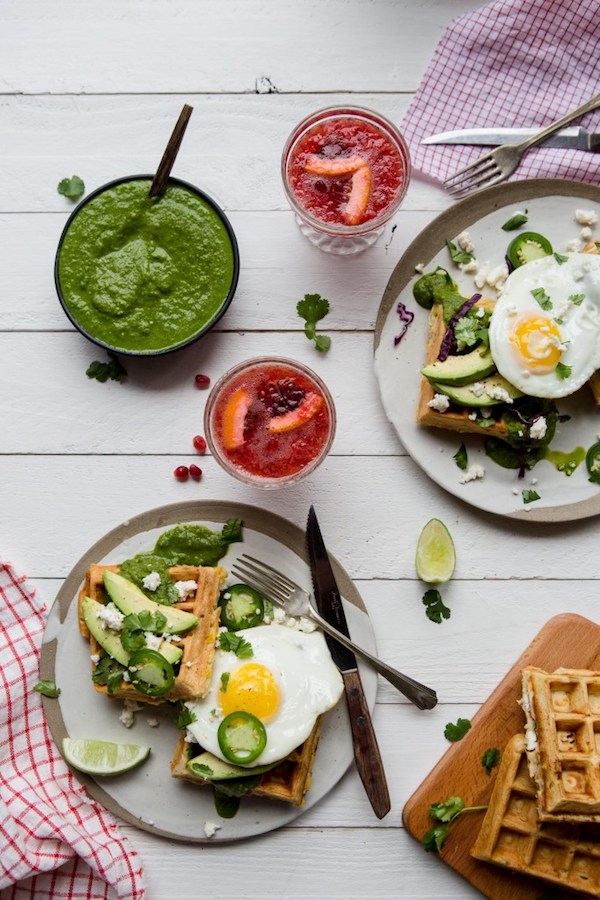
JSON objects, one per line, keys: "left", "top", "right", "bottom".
{"left": 502, "top": 212, "right": 528, "bottom": 231}
{"left": 176, "top": 705, "right": 197, "bottom": 730}
{"left": 218, "top": 632, "right": 253, "bottom": 658}
{"left": 553, "top": 252, "right": 568, "bottom": 265}
{"left": 569, "top": 293, "right": 584, "bottom": 305}
{"left": 57, "top": 175, "right": 85, "bottom": 201}
{"left": 422, "top": 589, "right": 451, "bottom": 624}
{"left": 86, "top": 355, "right": 128, "bottom": 383}
{"left": 446, "top": 240, "right": 473, "bottom": 266}
{"left": 453, "top": 443, "right": 468, "bottom": 471}
{"left": 556, "top": 362, "right": 572, "bottom": 380}
{"left": 33, "top": 680, "right": 61, "bottom": 698}
{"left": 522, "top": 489, "right": 541, "bottom": 504}
{"left": 444, "top": 718, "right": 471, "bottom": 742}
{"left": 481, "top": 747, "right": 500, "bottom": 775}
{"left": 531, "top": 287, "right": 552, "bottom": 311}
{"left": 421, "top": 795, "right": 487, "bottom": 853}
{"left": 296, "top": 293, "right": 331, "bottom": 352}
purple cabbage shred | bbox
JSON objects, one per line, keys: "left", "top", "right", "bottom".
{"left": 394, "top": 302, "right": 414, "bottom": 346}
{"left": 438, "top": 293, "right": 481, "bottom": 361}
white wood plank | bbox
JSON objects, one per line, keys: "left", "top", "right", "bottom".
{"left": 0, "top": 95, "right": 450, "bottom": 212}
{"left": 0, "top": 210, "right": 434, "bottom": 331}
{"left": 3, "top": 455, "right": 598, "bottom": 582}
{"left": 0, "top": 0, "right": 481, "bottom": 95}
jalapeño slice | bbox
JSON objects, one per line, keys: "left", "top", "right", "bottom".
{"left": 219, "top": 584, "right": 264, "bottom": 630}
{"left": 217, "top": 711, "right": 267, "bottom": 764}
{"left": 507, "top": 231, "right": 553, "bottom": 269}
{"left": 127, "top": 648, "right": 175, "bottom": 697}
{"left": 586, "top": 441, "right": 600, "bottom": 484}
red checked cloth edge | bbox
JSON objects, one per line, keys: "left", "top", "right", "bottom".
{"left": 0, "top": 561, "right": 145, "bottom": 900}
{"left": 401, "top": 0, "right": 600, "bottom": 186}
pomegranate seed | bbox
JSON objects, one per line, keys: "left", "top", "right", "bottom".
{"left": 189, "top": 465, "right": 203, "bottom": 480}
{"left": 194, "top": 373, "right": 211, "bottom": 388}
{"left": 193, "top": 434, "right": 207, "bottom": 454}
{"left": 174, "top": 465, "right": 189, "bottom": 482}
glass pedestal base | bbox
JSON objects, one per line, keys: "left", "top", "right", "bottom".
{"left": 296, "top": 215, "right": 383, "bottom": 255}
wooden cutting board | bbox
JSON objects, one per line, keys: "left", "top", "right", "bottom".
{"left": 403, "top": 614, "right": 600, "bottom": 899}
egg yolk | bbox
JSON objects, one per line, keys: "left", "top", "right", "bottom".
{"left": 219, "top": 663, "right": 280, "bottom": 723}
{"left": 510, "top": 315, "right": 563, "bottom": 373}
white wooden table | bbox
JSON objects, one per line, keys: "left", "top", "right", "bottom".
{"left": 4, "top": 1, "right": 598, "bottom": 897}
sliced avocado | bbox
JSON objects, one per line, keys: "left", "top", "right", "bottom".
{"left": 82, "top": 596, "right": 130, "bottom": 666}
{"left": 186, "top": 749, "right": 276, "bottom": 781}
{"left": 158, "top": 641, "right": 183, "bottom": 666}
{"left": 433, "top": 374, "right": 523, "bottom": 408}
{"left": 421, "top": 347, "right": 496, "bottom": 386}
{"left": 103, "top": 570, "right": 198, "bottom": 634}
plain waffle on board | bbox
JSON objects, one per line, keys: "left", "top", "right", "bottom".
{"left": 78, "top": 563, "right": 222, "bottom": 704}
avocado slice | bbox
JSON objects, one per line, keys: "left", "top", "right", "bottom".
{"left": 433, "top": 374, "right": 523, "bottom": 407}
{"left": 421, "top": 347, "right": 496, "bottom": 386}
{"left": 82, "top": 596, "right": 184, "bottom": 667}
{"left": 186, "top": 749, "right": 276, "bottom": 781}
{"left": 103, "top": 570, "right": 199, "bottom": 634}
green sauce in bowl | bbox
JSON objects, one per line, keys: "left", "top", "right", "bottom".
{"left": 55, "top": 176, "right": 239, "bottom": 355}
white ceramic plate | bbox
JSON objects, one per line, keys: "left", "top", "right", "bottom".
{"left": 41, "top": 501, "right": 377, "bottom": 842}
{"left": 374, "top": 179, "right": 600, "bottom": 522}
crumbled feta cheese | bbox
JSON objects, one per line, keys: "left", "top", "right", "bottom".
{"left": 486, "top": 262, "right": 509, "bottom": 290}
{"left": 474, "top": 266, "right": 488, "bottom": 290}
{"left": 96, "top": 602, "right": 125, "bottom": 632}
{"left": 184, "top": 727, "right": 196, "bottom": 743}
{"left": 512, "top": 488, "right": 520, "bottom": 495}
{"left": 147, "top": 718, "right": 159, "bottom": 728}
{"left": 271, "top": 604, "right": 316, "bottom": 633}
{"left": 470, "top": 382, "right": 485, "bottom": 397}
{"left": 486, "top": 385, "right": 513, "bottom": 404}
{"left": 142, "top": 571, "right": 162, "bottom": 592}
{"left": 529, "top": 417, "right": 547, "bottom": 441}
{"left": 456, "top": 230, "right": 474, "bottom": 253}
{"left": 531, "top": 478, "right": 538, "bottom": 486}
{"left": 185, "top": 661, "right": 193, "bottom": 668}
{"left": 414, "top": 262, "right": 425, "bottom": 274}
{"left": 459, "top": 259, "right": 479, "bottom": 275}
{"left": 174, "top": 580, "right": 198, "bottom": 598}
{"left": 122, "top": 670, "right": 131, "bottom": 682}
{"left": 427, "top": 393, "right": 450, "bottom": 412}
{"left": 144, "top": 632, "right": 163, "bottom": 651}
{"left": 204, "top": 821, "right": 221, "bottom": 838}
{"left": 566, "top": 238, "right": 581, "bottom": 252}
{"left": 119, "top": 699, "right": 144, "bottom": 728}
{"left": 575, "top": 208, "right": 598, "bottom": 227}
{"left": 581, "top": 225, "right": 593, "bottom": 241}
{"left": 554, "top": 300, "right": 573, "bottom": 322}
{"left": 459, "top": 464, "right": 485, "bottom": 484}
{"left": 525, "top": 726, "right": 538, "bottom": 752}
{"left": 468, "top": 411, "right": 477, "bottom": 421}
{"left": 90, "top": 653, "right": 100, "bottom": 665}
{"left": 475, "top": 306, "right": 486, "bottom": 318}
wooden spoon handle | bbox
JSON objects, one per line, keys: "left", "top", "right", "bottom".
{"left": 148, "top": 104, "right": 193, "bottom": 198}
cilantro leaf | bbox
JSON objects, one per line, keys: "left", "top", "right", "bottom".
{"left": 220, "top": 672, "right": 230, "bottom": 692}
{"left": 569, "top": 293, "right": 584, "bottom": 306}
{"left": 91, "top": 656, "right": 126, "bottom": 693}
{"left": 421, "top": 794, "right": 487, "bottom": 853}
{"left": 502, "top": 212, "right": 528, "bottom": 231}
{"left": 556, "top": 362, "right": 572, "bottom": 380}
{"left": 481, "top": 747, "right": 500, "bottom": 775}
{"left": 57, "top": 175, "right": 85, "bottom": 201}
{"left": 444, "top": 718, "right": 471, "bottom": 742}
{"left": 296, "top": 293, "right": 331, "bottom": 352}
{"left": 86, "top": 354, "right": 128, "bottom": 383}
{"left": 429, "top": 796, "right": 465, "bottom": 822}
{"left": 522, "top": 489, "right": 541, "bottom": 504}
{"left": 422, "top": 822, "right": 450, "bottom": 853}
{"left": 558, "top": 413, "right": 571, "bottom": 423}
{"left": 221, "top": 518, "right": 243, "bottom": 545}
{"left": 453, "top": 442, "right": 468, "bottom": 471}
{"left": 176, "top": 705, "right": 197, "bottom": 730}
{"left": 33, "top": 679, "right": 61, "bottom": 698}
{"left": 120, "top": 610, "right": 168, "bottom": 652}
{"left": 531, "top": 287, "right": 552, "bottom": 311}
{"left": 446, "top": 240, "right": 473, "bottom": 266}
{"left": 553, "top": 252, "right": 568, "bottom": 265}
{"left": 218, "top": 632, "right": 253, "bottom": 658}
{"left": 422, "top": 589, "right": 451, "bottom": 624}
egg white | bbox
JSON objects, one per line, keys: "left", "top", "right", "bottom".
{"left": 185, "top": 624, "right": 344, "bottom": 767}
{"left": 489, "top": 253, "right": 600, "bottom": 398}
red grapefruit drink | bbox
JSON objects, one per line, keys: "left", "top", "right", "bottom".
{"left": 282, "top": 106, "right": 410, "bottom": 254}
{"left": 204, "top": 357, "right": 336, "bottom": 487}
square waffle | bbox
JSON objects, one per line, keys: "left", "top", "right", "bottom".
{"left": 416, "top": 299, "right": 512, "bottom": 440}
{"left": 169, "top": 717, "right": 322, "bottom": 807}
{"left": 472, "top": 734, "right": 600, "bottom": 896}
{"left": 78, "top": 563, "right": 222, "bottom": 705}
{"left": 522, "top": 666, "right": 600, "bottom": 822}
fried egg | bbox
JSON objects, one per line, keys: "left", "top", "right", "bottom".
{"left": 185, "top": 624, "right": 344, "bottom": 767}
{"left": 489, "top": 253, "right": 600, "bottom": 398}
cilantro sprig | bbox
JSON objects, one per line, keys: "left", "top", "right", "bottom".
{"left": 218, "top": 632, "right": 253, "bottom": 658}
{"left": 501, "top": 212, "right": 528, "bottom": 231}
{"left": 556, "top": 362, "right": 572, "bottom": 380}
{"left": 481, "top": 747, "right": 500, "bottom": 775}
{"left": 176, "top": 704, "right": 197, "bottom": 730}
{"left": 531, "top": 287, "right": 552, "bottom": 311}
{"left": 522, "top": 489, "right": 541, "bottom": 504}
{"left": 91, "top": 656, "right": 126, "bottom": 693}
{"left": 422, "top": 589, "right": 451, "bottom": 624}
{"left": 33, "top": 680, "right": 61, "bottom": 698}
{"left": 444, "top": 718, "right": 471, "bottom": 742}
{"left": 453, "top": 443, "right": 468, "bottom": 471}
{"left": 446, "top": 240, "right": 473, "bottom": 266}
{"left": 422, "top": 795, "right": 487, "bottom": 853}
{"left": 86, "top": 354, "right": 128, "bottom": 383}
{"left": 120, "top": 609, "right": 168, "bottom": 653}
{"left": 296, "top": 293, "right": 331, "bottom": 352}
{"left": 57, "top": 175, "right": 85, "bottom": 201}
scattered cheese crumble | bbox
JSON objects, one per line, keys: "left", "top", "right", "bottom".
{"left": 427, "top": 393, "right": 450, "bottom": 412}
{"left": 529, "top": 417, "right": 547, "bottom": 441}
{"left": 203, "top": 821, "right": 221, "bottom": 838}
{"left": 456, "top": 230, "right": 474, "bottom": 253}
{"left": 459, "top": 464, "right": 485, "bottom": 484}
{"left": 174, "top": 580, "right": 197, "bottom": 598}
{"left": 575, "top": 208, "right": 598, "bottom": 227}
{"left": 96, "top": 602, "right": 124, "bottom": 632}
{"left": 119, "top": 699, "right": 144, "bottom": 728}
{"left": 142, "top": 571, "right": 162, "bottom": 592}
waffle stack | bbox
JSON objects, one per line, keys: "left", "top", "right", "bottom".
{"left": 472, "top": 734, "right": 600, "bottom": 897}
{"left": 170, "top": 717, "right": 322, "bottom": 806}
{"left": 78, "top": 563, "right": 222, "bottom": 704}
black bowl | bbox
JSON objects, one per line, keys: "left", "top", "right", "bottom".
{"left": 54, "top": 174, "right": 240, "bottom": 357}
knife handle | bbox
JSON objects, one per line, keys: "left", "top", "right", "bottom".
{"left": 344, "top": 670, "right": 391, "bottom": 820}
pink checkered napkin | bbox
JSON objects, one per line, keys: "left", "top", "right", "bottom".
{"left": 0, "top": 561, "right": 145, "bottom": 900}
{"left": 402, "top": 0, "right": 600, "bottom": 185}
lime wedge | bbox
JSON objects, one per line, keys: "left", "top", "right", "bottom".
{"left": 62, "top": 738, "right": 150, "bottom": 776}
{"left": 415, "top": 518, "right": 456, "bottom": 584}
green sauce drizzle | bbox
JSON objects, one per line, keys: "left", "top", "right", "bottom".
{"left": 543, "top": 447, "right": 586, "bottom": 477}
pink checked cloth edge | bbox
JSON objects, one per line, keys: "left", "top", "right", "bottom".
{"left": 401, "top": 0, "right": 600, "bottom": 186}
{"left": 0, "top": 561, "right": 145, "bottom": 900}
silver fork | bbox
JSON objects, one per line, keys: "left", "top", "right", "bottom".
{"left": 443, "top": 90, "right": 600, "bottom": 199}
{"left": 231, "top": 554, "right": 438, "bottom": 710}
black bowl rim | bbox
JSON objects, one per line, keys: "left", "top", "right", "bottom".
{"left": 54, "top": 174, "right": 240, "bottom": 357}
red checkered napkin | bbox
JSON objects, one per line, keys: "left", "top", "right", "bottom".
{"left": 402, "top": 0, "right": 600, "bottom": 185}
{"left": 0, "top": 561, "right": 145, "bottom": 900}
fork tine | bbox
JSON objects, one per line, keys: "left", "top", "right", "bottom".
{"left": 444, "top": 159, "right": 498, "bottom": 191}
{"left": 239, "top": 554, "right": 298, "bottom": 592}
{"left": 448, "top": 168, "right": 507, "bottom": 199}
{"left": 446, "top": 165, "right": 501, "bottom": 197}
{"left": 442, "top": 148, "right": 495, "bottom": 185}
{"left": 231, "top": 563, "right": 289, "bottom": 603}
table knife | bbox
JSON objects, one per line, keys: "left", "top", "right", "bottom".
{"left": 306, "top": 505, "right": 391, "bottom": 820}
{"left": 421, "top": 125, "right": 600, "bottom": 150}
